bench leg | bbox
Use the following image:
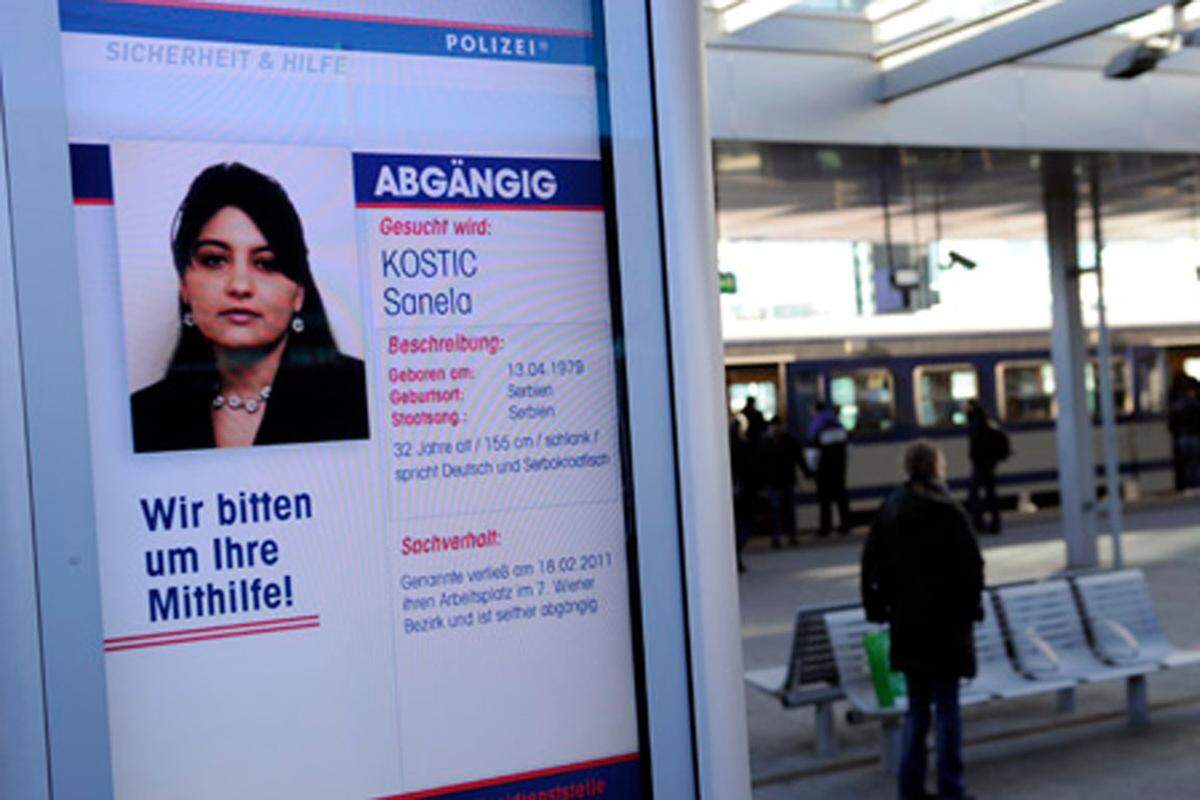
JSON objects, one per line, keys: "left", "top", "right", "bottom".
{"left": 814, "top": 701, "right": 838, "bottom": 757}
{"left": 1126, "top": 675, "right": 1150, "bottom": 728}
{"left": 1055, "top": 687, "right": 1076, "bottom": 714}
{"left": 880, "top": 717, "right": 901, "bottom": 775}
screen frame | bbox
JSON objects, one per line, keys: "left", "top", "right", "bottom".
{"left": 1, "top": 1, "right": 700, "bottom": 797}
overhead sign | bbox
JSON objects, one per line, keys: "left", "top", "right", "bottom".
{"left": 57, "top": 1, "right": 646, "bottom": 797}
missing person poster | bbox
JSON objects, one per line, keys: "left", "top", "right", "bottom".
{"left": 59, "top": 2, "right": 643, "bottom": 797}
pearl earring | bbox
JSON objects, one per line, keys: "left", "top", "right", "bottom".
{"left": 291, "top": 315, "right": 305, "bottom": 333}
{"left": 183, "top": 312, "right": 195, "bottom": 327}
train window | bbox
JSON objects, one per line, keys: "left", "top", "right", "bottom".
{"left": 1184, "top": 357, "right": 1200, "bottom": 383}
{"left": 914, "top": 365, "right": 979, "bottom": 427}
{"left": 1136, "top": 354, "right": 1167, "bottom": 414}
{"left": 1084, "top": 358, "right": 1132, "bottom": 416}
{"left": 830, "top": 369, "right": 895, "bottom": 433}
{"left": 729, "top": 381, "right": 778, "bottom": 422}
{"left": 998, "top": 361, "right": 1056, "bottom": 422}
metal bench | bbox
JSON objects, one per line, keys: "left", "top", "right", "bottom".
{"left": 744, "top": 602, "right": 855, "bottom": 756}
{"left": 1072, "top": 569, "right": 1200, "bottom": 672}
{"left": 963, "top": 590, "right": 1077, "bottom": 701}
{"left": 994, "top": 579, "right": 1159, "bottom": 725}
{"left": 824, "top": 608, "right": 991, "bottom": 774}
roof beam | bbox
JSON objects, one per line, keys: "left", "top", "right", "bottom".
{"left": 720, "top": 0, "right": 796, "bottom": 35}
{"left": 877, "top": 0, "right": 1171, "bottom": 102}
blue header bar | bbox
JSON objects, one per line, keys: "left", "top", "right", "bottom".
{"left": 68, "top": 143, "right": 113, "bottom": 202}
{"left": 354, "top": 153, "right": 604, "bottom": 210}
{"left": 59, "top": 1, "right": 594, "bottom": 66}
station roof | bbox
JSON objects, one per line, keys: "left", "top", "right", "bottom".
{"left": 704, "top": 1, "right": 1200, "bottom": 100}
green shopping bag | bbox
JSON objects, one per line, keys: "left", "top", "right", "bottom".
{"left": 863, "top": 629, "right": 907, "bottom": 707}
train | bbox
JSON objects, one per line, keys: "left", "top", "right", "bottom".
{"left": 725, "top": 324, "right": 1200, "bottom": 531}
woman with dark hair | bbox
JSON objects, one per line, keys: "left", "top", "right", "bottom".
{"left": 131, "top": 162, "right": 368, "bottom": 452}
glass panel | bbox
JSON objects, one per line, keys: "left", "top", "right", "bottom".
{"left": 56, "top": 1, "right": 651, "bottom": 796}
{"left": 1000, "top": 362, "right": 1056, "bottom": 422}
{"left": 915, "top": 366, "right": 978, "bottom": 427}
{"left": 830, "top": 369, "right": 894, "bottom": 432}
{"left": 874, "top": 1, "right": 1043, "bottom": 50}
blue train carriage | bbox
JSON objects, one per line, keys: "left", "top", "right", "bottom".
{"left": 725, "top": 329, "right": 1199, "bottom": 533}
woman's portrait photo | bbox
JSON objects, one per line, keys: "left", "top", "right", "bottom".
{"left": 112, "top": 141, "right": 369, "bottom": 453}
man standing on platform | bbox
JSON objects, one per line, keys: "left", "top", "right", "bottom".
{"left": 763, "top": 416, "right": 800, "bottom": 548}
{"left": 966, "top": 400, "right": 1008, "bottom": 534}
{"left": 861, "top": 441, "right": 984, "bottom": 800}
{"left": 805, "top": 401, "right": 851, "bottom": 536}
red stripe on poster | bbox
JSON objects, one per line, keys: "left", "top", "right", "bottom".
{"left": 103, "top": 0, "right": 593, "bottom": 38}
{"left": 356, "top": 202, "right": 605, "bottom": 212}
{"left": 105, "top": 620, "right": 320, "bottom": 652}
{"left": 378, "top": 753, "right": 640, "bottom": 800}
{"left": 104, "top": 613, "right": 319, "bottom": 645}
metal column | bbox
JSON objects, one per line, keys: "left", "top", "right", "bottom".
{"left": 1088, "top": 157, "right": 1125, "bottom": 569}
{"left": 1041, "top": 152, "right": 1099, "bottom": 570}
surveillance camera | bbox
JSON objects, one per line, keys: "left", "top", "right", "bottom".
{"left": 1104, "top": 41, "right": 1170, "bottom": 79}
{"left": 948, "top": 250, "right": 977, "bottom": 270}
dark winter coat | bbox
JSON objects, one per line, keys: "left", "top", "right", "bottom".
{"left": 860, "top": 481, "right": 985, "bottom": 678}
{"left": 968, "top": 404, "right": 1011, "bottom": 469}
{"left": 762, "top": 429, "right": 801, "bottom": 489}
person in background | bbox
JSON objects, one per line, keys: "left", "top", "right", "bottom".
{"left": 740, "top": 395, "right": 767, "bottom": 446}
{"left": 966, "top": 399, "right": 1007, "bottom": 534}
{"left": 763, "top": 416, "right": 801, "bottom": 548}
{"left": 861, "top": 441, "right": 984, "bottom": 800}
{"left": 805, "top": 401, "right": 851, "bottom": 536}
{"left": 1169, "top": 376, "right": 1200, "bottom": 490}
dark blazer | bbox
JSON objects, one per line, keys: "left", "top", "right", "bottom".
{"left": 131, "top": 353, "right": 369, "bottom": 453}
{"left": 860, "top": 481, "right": 985, "bottom": 678}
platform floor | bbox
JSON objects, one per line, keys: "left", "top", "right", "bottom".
{"left": 739, "top": 497, "right": 1200, "bottom": 799}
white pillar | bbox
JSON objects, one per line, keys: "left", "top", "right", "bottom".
{"left": 650, "top": 1, "right": 753, "bottom": 797}
{"left": 1042, "top": 152, "right": 1098, "bottom": 570}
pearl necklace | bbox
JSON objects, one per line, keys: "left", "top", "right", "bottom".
{"left": 213, "top": 385, "right": 272, "bottom": 414}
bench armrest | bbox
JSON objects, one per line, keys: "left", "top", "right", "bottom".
{"left": 1096, "top": 617, "right": 1141, "bottom": 664}
{"left": 1022, "top": 626, "right": 1062, "bottom": 675}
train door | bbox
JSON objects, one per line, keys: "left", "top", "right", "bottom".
{"left": 726, "top": 363, "right": 784, "bottom": 424}
{"left": 787, "top": 367, "right": 824, "bottom": 440}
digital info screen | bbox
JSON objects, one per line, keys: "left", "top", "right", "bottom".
{"left": 58, "top": 2, "right": 647, "bottom": 797}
